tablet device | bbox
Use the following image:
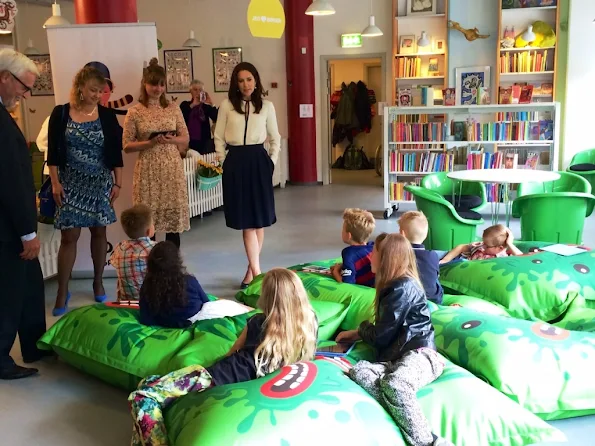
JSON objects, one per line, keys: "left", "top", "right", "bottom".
{"left": 149, "top": 130, "right": 175, "bottom": 139}
{"left": 315, "top": 342, "right": 355, "bottom": 358}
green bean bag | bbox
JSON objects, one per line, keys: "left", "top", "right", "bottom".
{"left": 432, "top": 305, "right": 595, "bottom": 420}
{"left": 237, "top": 259, "right": 375, "bottom": 331}
{"left": 164, "top": 358, "right": 564, "bottom": 446}
{"left": 439, "top": 246, "right": 595, "bottom": 321}
{"left": 552, "top": 294, "right": 595, "bottom": 332}
{"left": 37, "top": 299, "right": 350, "bottom": 391}
{"left": 441, "top": 294, "right": 512, "bottom": 317}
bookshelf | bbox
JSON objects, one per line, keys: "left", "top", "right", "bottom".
{"left": 392, "top": 0, "right": 449, "bottom": 105}
{"left": 496, "top": 0, "right": 560, "bottom": 103}
{"left": 381, "top": 103, "right": 560, "bottom": 218}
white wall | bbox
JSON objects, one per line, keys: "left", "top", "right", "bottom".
{"left": 313, "top": 0, "right": 392, "bottom": 182}
{"left": 562, "top": 0, "right": 595, "bottom": 166}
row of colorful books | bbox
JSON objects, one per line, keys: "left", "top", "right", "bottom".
{"left": 499, "top": 50, "right": 550, "bottom": 74}
{"left": 389, "top": 151, "right": 455, "bottom": 173}
{"left": 465, "top": 120, "right": 553, "bottom": 142}
{"left": 396, "top": 57, "right": 423, "bottom": 79}
{"left": 467, "top": 151, "right": 542, "bottom": 170}
{"left": 388, "top": 122, "right": 448, "bottom": 142}
{"left": 495, "top": 111, "right": 541, "bottom": 122}
{"left": 388, "top": 180, "right": 420, "bottom": 202}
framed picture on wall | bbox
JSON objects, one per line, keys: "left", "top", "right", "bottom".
{"left": 163, "top": 49, "right": 194, "bottom": 93}
{"left": 433, "top": 39, "right": 446, "bottom": 54}
{"left": 455, "top": 66, "right": 491, "bottom": 105}
{"left": 399, "top": 35, "right": 417, "bottom": 55}
{"left": 29, "top": 54, "right": 54, "bottom": 96}
{"left": 213, "top": 47, "right": 242, "bottom": 92}
{"left": 406, "top": 0, "right": 437, "bottom": 16}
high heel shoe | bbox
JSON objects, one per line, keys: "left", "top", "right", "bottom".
{"left": 94, "top": 293, "right": 108, "bottom": 303}
{"left": 52, "top": 292, "right": 71, "bottom": 317}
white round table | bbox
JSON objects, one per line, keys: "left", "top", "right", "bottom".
{"left": 446, "top": 169, "right": 561, "bottom": 226}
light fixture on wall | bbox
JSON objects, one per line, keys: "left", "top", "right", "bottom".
{"left": 418, "top": 31, "right": 430, "bottom": 48}
{"left": 43, "top": 1, "right": 70, "bottom": 28}
{"left": 182, "top": 30, "right": 201, "bottom": 48}
{"left": 361, "top": 0, "right": 383, "bottom": 37}
{"left": 24, "top": 39, "right": 40, "bottom": 56}
{"left": 305, "top": 0, "right": 336, "bottom": 16}
{"left": 521, "top": 25, "right": 536, "bottom": 43}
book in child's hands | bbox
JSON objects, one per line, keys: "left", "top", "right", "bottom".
{"left": 316, "top": 342, "right": 355, "bottom": 358}
{"left": 541, "top": 244, "right": 587, "bottom": 257}
{"left": 302, "top": 265, "right": 331, "bottom": 275}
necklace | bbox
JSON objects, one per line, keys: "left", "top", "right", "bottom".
{"left": 79, "top": 105, "right": 97, "bottom": 116}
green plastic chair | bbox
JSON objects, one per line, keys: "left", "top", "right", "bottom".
{"left": 404, "top": 185, "right": 484, "bottom": 250}
{"left": 517, "top": 171, "right": 592, "bottom": 197}
{"left": 567, "top": 149, "right": 595, "bottom": 195}
{"left": 421, "top": 171, "right": 488, "bottom": 212}
{"left": 512, "top": 192, "right": 595, "bottom": 244}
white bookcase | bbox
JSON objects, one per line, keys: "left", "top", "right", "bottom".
{"left": 381, "top": 102, "right": 561, "bottom": 218}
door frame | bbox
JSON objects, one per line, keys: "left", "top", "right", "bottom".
{"left": 319, "top": 52, "right": 387, "bottom": 185}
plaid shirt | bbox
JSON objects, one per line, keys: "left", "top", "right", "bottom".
{"left": 110, "top": 237, "right": 155, "bottom": 301}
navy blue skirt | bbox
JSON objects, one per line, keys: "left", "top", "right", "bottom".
{"left": 222, "top": 144, "right": 276, "bottom": 230}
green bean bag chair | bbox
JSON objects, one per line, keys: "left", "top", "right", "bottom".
{"left": 37, "top": 298, "right": 350, "bottom": 391}
{"left": 432, "top": 305, "right": 595, "bottom": 420}
{"left": 164, "top": 357, "right": 564, "bottom": 446}
{"left": 439, "top": 243, "right": 595, "bottom": 321}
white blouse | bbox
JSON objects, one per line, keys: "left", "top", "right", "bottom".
{"left": 214, "top": 98, "right": 281, "bottom": 164}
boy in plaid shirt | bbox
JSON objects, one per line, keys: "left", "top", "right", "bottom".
{"left": 110, "top": 205, "right": 156, "bottom": 301}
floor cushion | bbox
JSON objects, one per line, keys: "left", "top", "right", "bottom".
{"left": 569, "top": 163, "right": 595, "bottom": 172}
{"left": 551, "top": 293, "right": 595, "bottom": 332}
{"left": 439, "top": 246, "right": 595, "bottom": 321}
{"left": 38, "top": 300, "right": 350, "bottom": 391}
{"left": 443, "top": 194, "right": 483, "bottom": 210}
{"left": 164, "top": 358, "right": 564, "bottom": 446}
{"left": 441, "top": 294, "right": 512, "bottom": 317}
{"left": 432, "top": 305, "right": 595, "bottom": 420}
{"left": 237, "top": 260, "right": 375, "bottom": 331}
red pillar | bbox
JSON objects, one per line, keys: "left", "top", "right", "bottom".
{"left": 74, "top": 0, "right": 138, "bottom": 24}
{"left": 285, "top": 0, "right": 318, "bottom": 184}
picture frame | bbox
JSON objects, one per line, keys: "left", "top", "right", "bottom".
{"left": 433, "top": 39, "right": 445, "bottom": 54}
{"left": 212, "top": 47, "right": 243, "bottom": 93}
{"left": 406, "top": 0, "right": 437, "bottom": 16}
{"left": 29, "top": 54, "right": 54, "bottom": 96}
{"left": 163, "top": 49, "right": 194, "bottom": 93}
{"left": 399, "top": 35, "right": 417, "bottom": 55}
{"left": 428, "top": 57, "right": 439, "bottom": 75}
{"left": 455, "top": 66, "right": 491, "bottom": 106}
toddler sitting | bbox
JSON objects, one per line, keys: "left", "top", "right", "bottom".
{"left": 440, "top": 224, "right": 523, "bottom": 264}
{"left": 110, "top": 204, "right": 156, "bottom": 302}
{"left": 331, "top": 208, "right": 376, "bottom": 287}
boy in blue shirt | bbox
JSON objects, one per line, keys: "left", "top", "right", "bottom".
{"left": 398, "top": 211, "right": 444, "bottom": 304}
{"left": 331, "top": 208, "right": 376, "bottom": 287}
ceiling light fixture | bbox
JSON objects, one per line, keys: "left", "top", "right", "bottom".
{"left": 361, "top": 0, "right": 383, "bottom": 37}
{"left": 43, "top": 1, "right": 70, "bottom": 28}
{"left": 182, "top": 30, "right": 201, "bottom": 48}
{"left": 305, "top": 0, "right": 336, "bottom": 16}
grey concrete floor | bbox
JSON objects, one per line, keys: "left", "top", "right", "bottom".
{"left": 2, "top": 171, "right": 594, "bottom": 445}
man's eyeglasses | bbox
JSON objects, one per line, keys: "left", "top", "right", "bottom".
{"left": 10, "top": 72, "right": 32, "bottom": 96}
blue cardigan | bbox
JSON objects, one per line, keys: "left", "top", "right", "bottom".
{"left": 139, "top": 275, "right": 210, "bottom": 328}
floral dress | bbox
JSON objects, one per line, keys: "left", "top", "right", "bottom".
{"left": 123, "top": 99, "right": 190, "bottom": 233}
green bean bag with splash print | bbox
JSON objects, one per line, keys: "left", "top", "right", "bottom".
{"left": 164, "top": 358, "right": 564, "bottom": 446}
{"left": 439, "top": 244, "right": 595, "bottom": 321}
{"left": 37, "top": 299, "right": 350, "bottom": 391}
{"left": 432, "top": 305, "right": 595, "bottom": 420}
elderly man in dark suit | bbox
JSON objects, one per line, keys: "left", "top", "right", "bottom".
{"left": 0, "top": 49, "right": 48, "bottom": 380}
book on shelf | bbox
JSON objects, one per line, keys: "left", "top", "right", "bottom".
{"left": 389, "top": 122, "right": 448, "bottom": 142}
{"left": 398, "top": 88, "right": 413, "bottom": 107}
{"left": 389, "top": 179, "right": 421, "bottom": 202}
{"left": 495, "top": 111, "right": 541, "bottom": 121}
{"left": 464, "top": 118, "right": 553, "bottom": 142}
{"left": 389, "top": 151, "right": 455, "bottom": 173}
{"left": 443, "top": 88, "right": 456, "bottom": 106}
{"left": 397, "top": 57, "right": 422, "bottom": 79}
{"left": 499, "top": 50, "right": 549, "bottom": 74}
{"left": 525, "top": 151, "right": 539, "bottom": 169}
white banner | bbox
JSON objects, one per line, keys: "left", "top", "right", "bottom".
{"left": 47, "top": 23, "right": 158, "bottom": 276}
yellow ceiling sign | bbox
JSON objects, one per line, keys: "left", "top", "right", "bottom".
{"left": 247, "top": 0, "right": 286, "bottom": 39}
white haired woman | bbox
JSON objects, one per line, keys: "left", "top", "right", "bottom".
{"left": 179, "top": 80, "right": 218, "bottom": 154}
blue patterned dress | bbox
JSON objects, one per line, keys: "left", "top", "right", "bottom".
{"left": 54, "top": 118, "right": 117, "bottom": 229}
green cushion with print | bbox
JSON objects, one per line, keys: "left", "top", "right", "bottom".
{"left": 441, "top": 294, "right": 512, "bottom": 317}
{"left": 164, "top": 358, "right": 564, "bottom": 446}
{"left": 439, "top": 245, "right": 595, "bottom": 321}
{"left": 432, "top": 305, "right": 595, "bottom": 420}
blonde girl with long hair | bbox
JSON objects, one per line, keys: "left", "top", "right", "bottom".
{"left": 129, "top": 268, "right": 318, "bottom": 445}
{"left": 336, "top": 233, "right": 451, "bottom": 446}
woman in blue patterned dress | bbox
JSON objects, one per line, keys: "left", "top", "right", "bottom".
{"left": 47, "top": 66, "right": 123, "bottom": 316}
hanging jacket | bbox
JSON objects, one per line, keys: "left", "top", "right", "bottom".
{"left": 354, "top": 81, "right": 373, "bottom": 132}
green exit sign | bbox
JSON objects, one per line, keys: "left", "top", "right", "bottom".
{"left": 341, "top": 33, "right": 363, "bottom": 48}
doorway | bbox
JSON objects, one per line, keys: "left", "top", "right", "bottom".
{"left": 320, "top": 53, "right": 386, "bottom": 186}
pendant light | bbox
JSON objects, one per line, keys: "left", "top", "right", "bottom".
{"left": 24, "top": 39, "right": 41, "bottom": 56}
{"left": 417, "top": 31, "right": 430, "bottom": 48}
{"left": 182, "top": 30, "right": 201, "bottom": 48}
{"left": 43, "top": 1, "right": 70, "bottom": 28}
{"left": 521, "top": 25, "right": 536, "bottom": 43}
{"left": 361, "top": 0, "right": 383, "bottom": 37}
{"left": 305, "top": 0, "right": 336, "bottom": 16}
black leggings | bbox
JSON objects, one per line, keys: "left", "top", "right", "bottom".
{"left": 151, "top": 233, "right": 181, "bottom": 249}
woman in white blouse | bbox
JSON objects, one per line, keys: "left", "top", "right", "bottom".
{"left": 214, "top": 62, "right": 280, "bottom": 289}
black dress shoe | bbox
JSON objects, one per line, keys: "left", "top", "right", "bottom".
{"left": 23, "top": 350, "right": 56, "bottom": 364}
{"left": 0, "top": 364, "right": 39, "bottom": 380}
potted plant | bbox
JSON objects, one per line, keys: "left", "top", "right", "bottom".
{"left": 196, "top": 158, "right": 223, "bottom": 191}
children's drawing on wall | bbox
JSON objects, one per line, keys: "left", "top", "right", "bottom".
{"left": 84, "top": 61, "right": 134, "bottom": 115}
